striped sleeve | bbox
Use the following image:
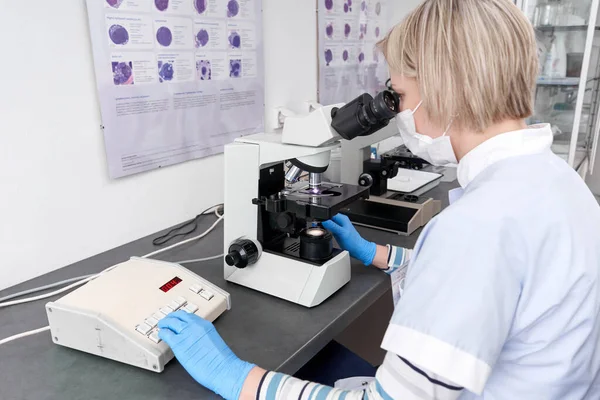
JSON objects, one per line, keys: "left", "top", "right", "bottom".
{"left": 256, "top": 372, "right": 376, "bottom": 400}
{"left": 256, "top": 351, "right": 464, "bottom": 400}
{"left": 383, "top": 245, "right": 412, "bottom": 275}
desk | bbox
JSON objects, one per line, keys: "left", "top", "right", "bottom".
{"left": 0, "top": 182, "right": 456, "bottom": 400}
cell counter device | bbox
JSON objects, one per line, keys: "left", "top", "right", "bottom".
{"left": 45, "top": 257, "right": 231, "bottom": 372}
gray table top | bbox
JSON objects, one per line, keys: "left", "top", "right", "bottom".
{"left": 0, "top": 182, "right": 456, "bottom": 400}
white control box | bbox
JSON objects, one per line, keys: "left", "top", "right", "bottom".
{"left": 45, "top": 257, "right": 231, "bottom": 373}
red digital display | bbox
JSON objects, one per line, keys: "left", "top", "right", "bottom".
{"left": 160, "top": 276, "right": 182, "bottom": 293}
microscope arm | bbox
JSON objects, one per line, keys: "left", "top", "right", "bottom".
{"left": 339, "top": 122, "right": 399, "bottom": 186}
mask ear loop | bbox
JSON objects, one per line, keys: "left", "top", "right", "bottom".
{"left": 410, "top": 101, "right": 453, "bottom": 139}
{"left": 411, "top": 100, "right": 423, "bottom": 115}
{"left": 443, "top": 111, "right": 459, "bottom": 136}
{"left": 442, "top": 119, "right": 453, "bottom": 136}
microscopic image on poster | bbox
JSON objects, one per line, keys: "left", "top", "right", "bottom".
{"left": 112, "top": 61, "right": 134, "bottom": 85}
{"left": 158, "top": 60, "right": 174, "bottom": 82}
{"left": 196, "top": 59, "right": 212, "bottom": 80}
{"left": 229, "top": 59, "right": 241, "bottom": 78}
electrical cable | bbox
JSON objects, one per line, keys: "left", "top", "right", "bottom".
{"left": 0, "top": 274, "right": 96, "bottom": 303}
{"left": 0, "top": 265, "right": 120, "bottom": 309}
{"left": 0, "top": 326, "right": 51, "bottom": 346}
{"left": 141, "top": 210, "right": 224, "bottom": 259}
{"left": 175, "top": 254, "right": 224, "bottom": 265}
{"left": 171, "top": 209, "right": 224, "bottom": 264}
{"left": 152, "top": 204, "right": 223, "bottom": 246}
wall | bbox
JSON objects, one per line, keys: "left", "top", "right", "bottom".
{"left": 0, "top": 0, "right": 418, "bottom": 291}
{"left": 0, "top": 0, "right": 317, "bottom": 291}
{"left": 391, "top": 0, "right": 421, "bottom": 24}
{"left": 263, "top": 1, "right": 318, "bottom": 130}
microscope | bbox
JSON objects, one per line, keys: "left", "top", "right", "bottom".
{"left": 223, "top": 91, "right": 400, "bottom": 307}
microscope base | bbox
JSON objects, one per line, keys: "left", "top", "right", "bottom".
{"left": 225, "top": 250, "right": 351, "bottom": 308}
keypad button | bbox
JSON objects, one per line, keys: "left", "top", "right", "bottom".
{"left": 145, "top": 317, "right": 159, "bottom": 328}
{"left": 153, "top": 311, "right": 166, "bottom": 321}
{"left": 189, "top": 284, "right": 202, "bottom": 294}
{"left": 168, "top": 300, "right": 182, "bottom": 310}
{"left": 174, "top": 296, "right": 187, "bottom": 306}
{"left": 199, "top": 290, "right": 214, "bottom": 301}
{"left": 135, "top": 323, "right": 152, "bottom": 336}
{"left": 184, "top": 303, "right": 199, "bottom": 313}
{"left": 148, "top": 330, "right": 161, "bottom": 344}
{"left": 160, "top": 306, "right": 174, "bottom": 315}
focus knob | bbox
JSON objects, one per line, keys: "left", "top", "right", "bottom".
{"left": 225, "top": 238, "right": 262, "bottom": 269}
{"left": 276, "top": 213, "right": 294, "bottom": 230}
{"left": 358, "top": 173, "right": 373, "bottom": 187}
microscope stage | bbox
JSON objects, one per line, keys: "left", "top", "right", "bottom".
{"left": 280, "top": 183, "right": 370, "bottom": 220}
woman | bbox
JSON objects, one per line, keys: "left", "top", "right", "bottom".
{"left": 158, "top": 0, "right": 600, "bottom": 398}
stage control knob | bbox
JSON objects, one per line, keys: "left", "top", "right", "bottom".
{"left": 225, "top": 238, "right": 262, "bottom": 269}
{"left": 358, "top": 173, "right": 374, "bottom": 187}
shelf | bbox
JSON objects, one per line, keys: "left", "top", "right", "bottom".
{"left": 536, "top": 25, "right": 600, "bottom": 32}
{"left": 537, "top": 77, "right": 581, "bottom": 86}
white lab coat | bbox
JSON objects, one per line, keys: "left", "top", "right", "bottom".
{"left": 380, "top": 124, "right": 600, "bottom": 399}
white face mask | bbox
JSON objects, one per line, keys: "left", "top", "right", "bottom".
{"left": 396, "top": 101, "right": 458, "bottom": 167}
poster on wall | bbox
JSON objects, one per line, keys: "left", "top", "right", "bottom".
{"left": 318, "top": 0, "right": 391, "bottom": 105}
{"left": 86, "top": 0, "right": 264, "bottom": 178}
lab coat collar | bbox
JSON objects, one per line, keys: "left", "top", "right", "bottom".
{"left": 457, "top": 124, "right": 553, "bottom": 188}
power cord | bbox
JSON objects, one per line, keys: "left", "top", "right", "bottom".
{"left": 0, "top": 204, "right": 225, "bottom": 346}
{"left": 152, "top": 204, "right": 223, "bottom": 246}
{"left": 175, "top": 254, "right": 224, "bottom": 265}
{"left": 0, "top": 265, "right": 122, "bottom": 310}
{"left": 142, "top": 208, "right": 223, "bottom": 259}
{"left": 0, "top": 275, "right": 96, "bottom": 303}
{"left": 0, "top": 326, "right": 51, "bottom": 346}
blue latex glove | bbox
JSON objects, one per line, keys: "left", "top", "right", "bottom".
{"left": 158, "top": 310, "right": 255, "bottom": 400}
{"left": 322, "top": 214, "right": 377, "bottom": 265}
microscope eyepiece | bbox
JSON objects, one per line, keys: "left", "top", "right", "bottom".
{"left": 330, "top": 90, "right": 400, "bottom": 141}
{"left": 380, "top": 90, "right": 400, "bottom": 114}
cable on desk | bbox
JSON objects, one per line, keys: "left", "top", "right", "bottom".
{"left": 0, "top": 265, "right": 120, "bottom": 309}
{"left": 141, "top": 210, "right": 224, "bottom": 259}
{"left": 152, "top": 204, "right": 224, "bottom": 246}
{"left": 175, "top": 254, "right": 224, "bottom": 264}
{"left": 0, "top": 207, "right": 225, "bottom": 309}
{"left": 0, "top": 326, "right": 50, "bottom": 346}
{"left": 0, "top": 275, "right": 96, "bottom": 303}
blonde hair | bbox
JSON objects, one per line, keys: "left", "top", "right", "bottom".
{"left": 379, "top": 0, "right": 538, "bottom": 133}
